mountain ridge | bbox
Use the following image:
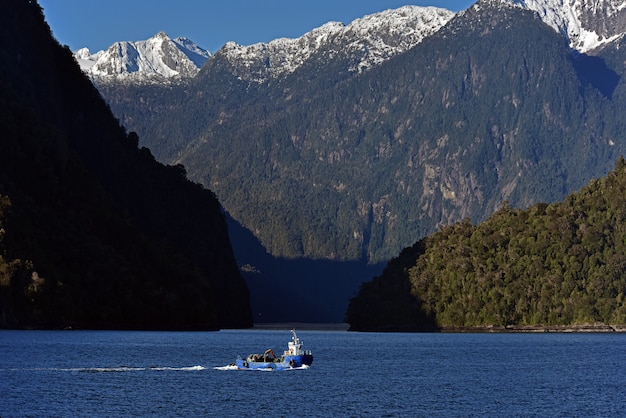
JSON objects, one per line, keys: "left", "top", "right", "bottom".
{"left": 216, "top": 6, "right": 455, "bottom": 82}
{"left": 74, "top": 6, "right": 455, "bottom": 85}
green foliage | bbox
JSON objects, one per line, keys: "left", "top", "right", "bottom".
{"left": 349, "top": 158, "right": 626, "bottom": 330}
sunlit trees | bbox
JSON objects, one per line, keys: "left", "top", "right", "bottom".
{"left": 348, "top": 157, "right": 626, "bottom": 330}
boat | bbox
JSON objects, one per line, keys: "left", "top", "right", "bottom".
{"left": 234, "top": 329, "right": 313, "bottom": 370}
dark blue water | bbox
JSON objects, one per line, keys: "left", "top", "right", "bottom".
{"left": 1, "top": 330, "right": 625, "bottom": 417}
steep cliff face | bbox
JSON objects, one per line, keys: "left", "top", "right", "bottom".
{"left": 0, "top": 0, "right": 251, "bottom": 329}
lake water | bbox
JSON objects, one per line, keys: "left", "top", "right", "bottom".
{"left": 1, "top": 329, "right": 625, "bottom": 417}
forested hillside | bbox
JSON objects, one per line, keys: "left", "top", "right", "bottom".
{"left": 0, "top": 0, "right": 252, "bottom": 329}
{"left": 346, "top": 157, "right": 626, "bottom": 331}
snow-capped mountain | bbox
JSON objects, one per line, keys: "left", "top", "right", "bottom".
{"left": 217, "top": 6, "right": 455, "bottom": 82}
{"left": 500, "top": 0, "right": 626, "bottom": 52}
{"left": 75, "top": 6, "right": 453, "bottom": 85}
{"left": 75, "top": 32, "right": 211, "bottom": 83}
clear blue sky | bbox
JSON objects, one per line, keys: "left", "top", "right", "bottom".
{"left": 38, "top": 0, "right": 476, "bottom": 53}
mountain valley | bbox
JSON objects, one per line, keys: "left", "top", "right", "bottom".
{"left": 71, "top": 0, "right": 626, "bottom": 323}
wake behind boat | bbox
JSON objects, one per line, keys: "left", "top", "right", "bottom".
{"left": 231, "top": 329, "right": 313, "bottom": 371}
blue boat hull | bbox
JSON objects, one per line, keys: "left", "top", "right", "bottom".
{"left": 236, "top": 354, "right": 313, "bottom": 370}
{"left": 232, "top": 329, "right": 313, "bottom": 370}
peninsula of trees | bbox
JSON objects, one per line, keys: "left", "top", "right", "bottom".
{"left": 347, "top": 158, "right": 626, "bottom": 332}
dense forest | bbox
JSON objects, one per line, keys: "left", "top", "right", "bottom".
{"left": 0, "top": 0, "right": 252, "bottom": 329}
{"left": 346, "top": 157, "right": 626, "bottom": 331}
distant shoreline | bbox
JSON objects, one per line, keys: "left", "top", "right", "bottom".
{"left": 251, "top": 322, "right": 626, "bottom": 333}
{"left": 441, "top": 323, "right": 626, "bottom": 333}
{"left": 252, "top": 323, "right": 350, "bottom": 331}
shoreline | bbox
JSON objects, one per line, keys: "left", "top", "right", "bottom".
{"left": 441, "top": 323, "right": 626, "bottom": 333}
{"left": 252, "top": 322, "right": 626, "bottom": 333}
{"left": 252, "top": 323, "right": 350, "bottom": 331}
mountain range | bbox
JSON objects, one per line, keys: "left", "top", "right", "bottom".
{"left": 75, "top": 1, "right": 626, "bottom": 84}
{"left": 77, "top": 0, "right": 626, "bottom": 322}
{"left": 74, "top": 6, "right": 454, "bottom": 85}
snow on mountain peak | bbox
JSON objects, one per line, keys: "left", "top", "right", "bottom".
{"left": 74, "top": 6, "right": 456, "bottom": 85}
{"left": 74, "top": 32, "right": 211, "bottom": 84}
{"left": 501, "top": 0, "right": 626, "bottom": 52}
{"left": 218, "top": 5, "right": 456, "bottom": 83}
{"left": 344, "top": 6, "right": 457, "bottom": 71}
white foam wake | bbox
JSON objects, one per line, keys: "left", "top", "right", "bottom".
{"left": 10, "top": 365, "right": 207, "bottom": 373}
{"left": 213, "top": 364, "right": 310, "bottom": 371}
{"left": 213, "top": 365, "right": 239, "bottom": 371}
